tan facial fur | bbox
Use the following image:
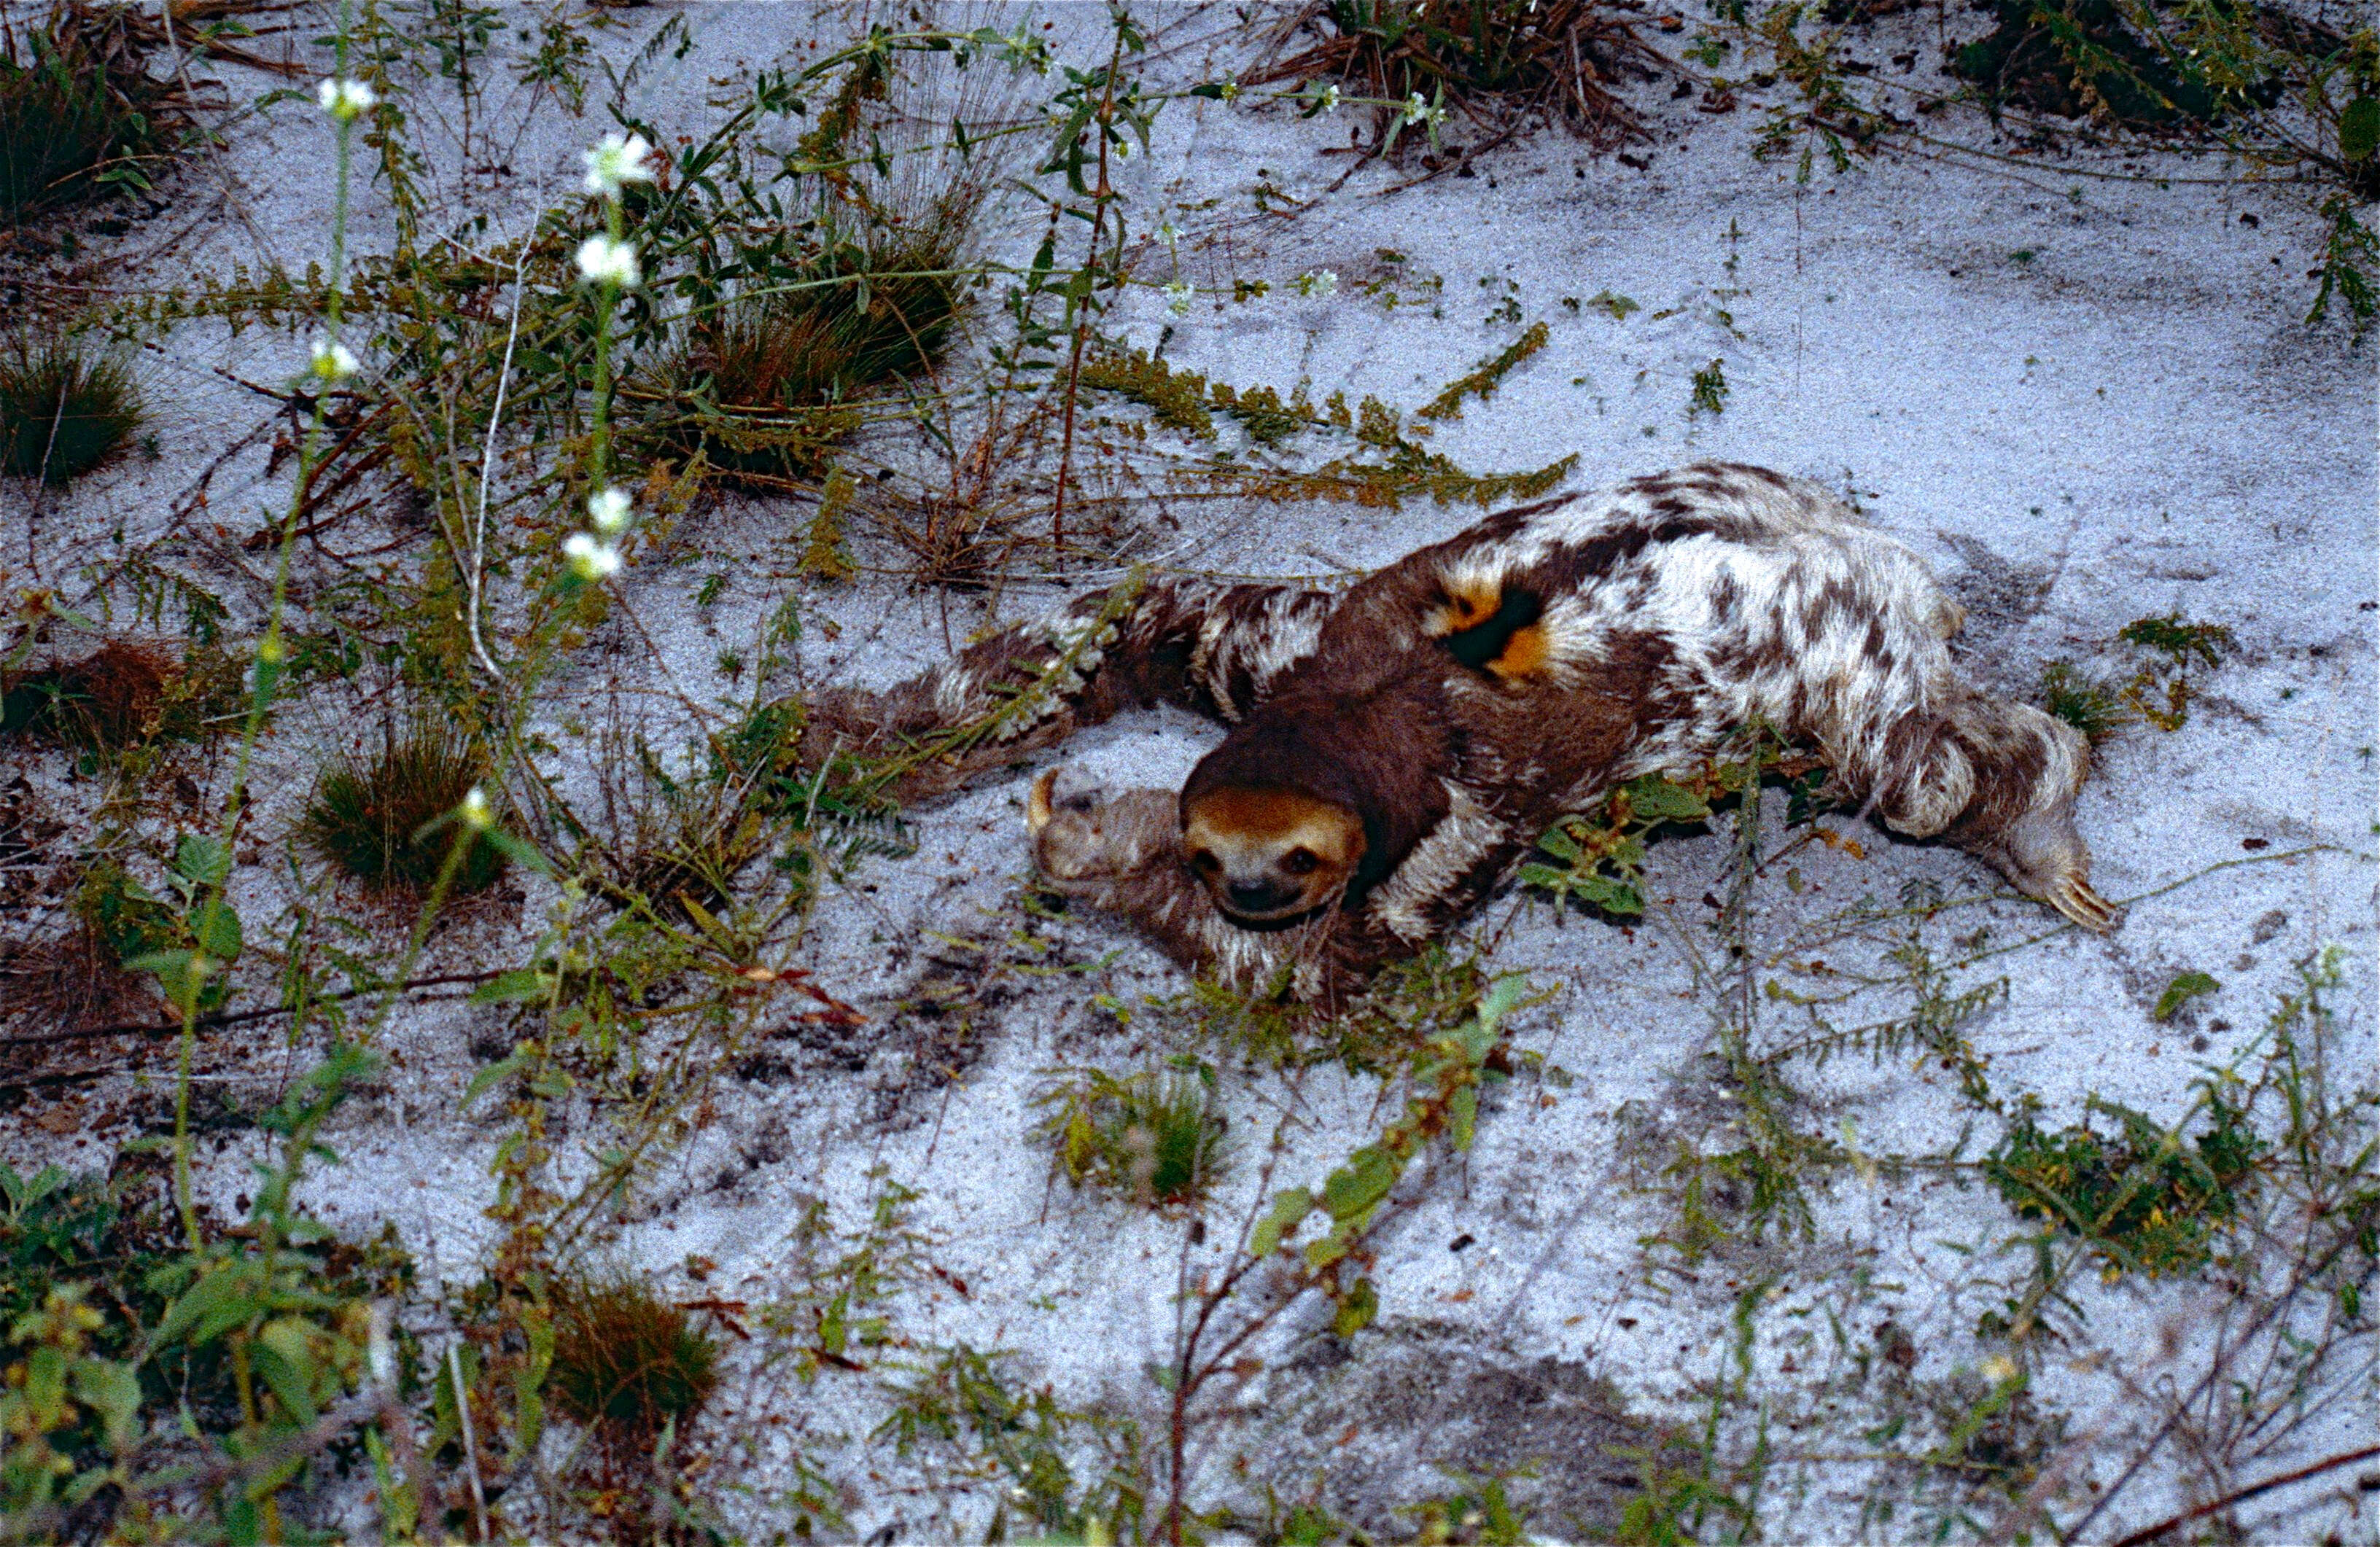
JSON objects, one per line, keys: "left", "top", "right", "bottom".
{"left": 1181, "top": 786, "right": 1365, "bottom": 923}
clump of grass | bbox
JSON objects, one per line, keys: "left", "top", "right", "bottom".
{"left": 0, "top": 3, "right": 168, "bottom": 222}
{"left": 298, "top": 717, "right": 505, "bottom": 895}
{"left": 1250, "top": 0, "right": 1661, "bottom": 155}
{"left": 1032, "top": 1067, "right": 1232, "bottom": 1209}
{"left": 641, "top": 222, "right": 965, "bottom": 488}
{"left": 1, "top": 639, "right": 238, "bottom": 761}
{"left": 2038, "top": 660, "right": 2134, "bottom": 742}
{"left": 548, "top": 1274, "right": 720, "bottom": 1446}
{"left": 0, "top": 330, "right": 145, "bottom": 484}
{"left": 1986, "top": 1094, "right": 2263, "bottom": 1279}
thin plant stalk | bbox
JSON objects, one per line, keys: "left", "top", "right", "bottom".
{"left": 174, "top": 8, "right": 363, "bottom": 1249}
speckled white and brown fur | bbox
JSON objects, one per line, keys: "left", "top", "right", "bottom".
{"left": 1031, "top": 462, "right": 2115, "bottom": 997}
{"left": 802, "top": 461, "right": 2114, "bottom": 1002}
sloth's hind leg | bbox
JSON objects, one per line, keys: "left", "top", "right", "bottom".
{"left": 1864, "top": 693, "right": 2118, "bottom": 932}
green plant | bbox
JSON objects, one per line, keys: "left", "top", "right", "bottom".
{"left": 0, "top": 330, "right": 144, "bottom": 484}
{"left": 547, "top": 1274, "right": 719, "bottom": 1445}
{"left": 0, "top": 3, "right": 169, "bottom": 222}
{"left": 1, "top": 639, "right": 239, "bottom": 760}
{"left": 1986, "top": 1092, "right": 2264, "bottom": 1279}
{"left": 1688, "top": 358, "right": 1729, "bottom": 416}
{"left": 1248, "top": 0, "right": 1659, "bottom": 152}
{"left": 2038, "top": 659, "right": 2134, "bottom": 741}
{"left": 1034, "top": 1065, "right": 1233, "bottom": 1208}
{"left": 298, "top": 717, "right": 505, "bottom": 895}
{"left": 638, "top": 219, "right": 968, "bottom": 489}
{"left": 2115, "top": 612, "right": 2233, "bottom": 730}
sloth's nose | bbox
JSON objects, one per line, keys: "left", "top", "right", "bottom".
{"left": 1225, "top": 879, "right": 1289, "bottom": 913}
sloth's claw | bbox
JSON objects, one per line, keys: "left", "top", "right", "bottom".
{"left": 1027, "top": 768, "right": 1059, "bottom": 835}
{"left": 2050, "top": 874, "right": 2119, "bottom": 933}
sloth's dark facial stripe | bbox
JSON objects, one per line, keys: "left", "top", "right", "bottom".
{"left": 1442, "top": 585, "right": 1544, "bottom": 671}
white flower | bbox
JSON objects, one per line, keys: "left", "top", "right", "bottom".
{"left": 1980, "top": 1354, "right": 2021, "bottom": 1385}
{"left": 1163, "top": 281, "right": 1194, "bottom": 317}
{"left": 1313, "top": 85, "right": 1340, "bottom": 113}
{"left": 1217, "top": 78, "right": 1240, "bottom": 103}
{"left": 1111, "top": 135, "right": 1131, "bottom": 161}
{"left": 1294, "top": 268, "right": 1338, "bottom": 298}
{"left": 1156, "top": 220, "right": 1179, "bottom": 245}
{"left": 309, "top": 335, "right": 359, "bottom": 383}
{"left": 1398, "top": 91, "right": 1449, "bottom": 133}
{"left": 586, "top": 485, "right": 633, "bottom": 534}
{"left": 316, "top": 77, "right": 377, "bottom": 122}
{"left": 459, "top": 786, "right": 493, "bottom": 830}
{"left": 575, "top": 235, "right": 641, "bottom": 288}
{"left": 581, "top": 131, "right": 655, "bottom": 198}
{"left": 563, "top": 531, "right": 621, "bottom": 579}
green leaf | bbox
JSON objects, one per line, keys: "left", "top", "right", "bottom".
{"left": 2152, "top": 971, "right": 2220, "bottom": 1021}
{"left": 469, "top": 970, "right": 551, "bottom": 1005}
{"left": 482, "top": 829, "right": 553, "bottom": 875}
{"left": 1249, "top": 1186, "right": 1312, "bottom": 1258}
{"left": 1448, "top": 1086, "right": 1479, "bottom": 1153}
{"left": 2342, "top": 96, "right": 2379, "bottom": 163}
{"left": 70, "top": 1357, "right": 141, "bottom": 1449}
{"left": 1571, "top": 871, "right": 1644, "bottom": 916}
{"left": 253, "top": 1320, "right": 322, "bottom": 1426}
{"left": 1622, "top": 774, "right": 1712, "bottom": 823}
{"left": 1331, "top": 1277, "right": 1379, "bottom": 1337}
{"left": 155, "top": 1263, "right": 259, "bottom": 1348}
{"left": 174, "top": 832, "right": 233, "bottom": 887}
{"left": 192, "top": 903, "right": 242, "bottom": 962}
{"left": 462, "top": 1053, "right": 527, "bottom": 1111}
{"left": 1536, "top": 825, "right": 1582, "bottom": 862}
{"left": 24, "top": 1344, "right": 68, "bottom": 1428}
{"left": 512, "top": 1302, "right": 554, "bottom": 1464}
{"left": 124, "top": 948, "right": 207, "bottom": 1009}
{"left": 1321, "top": 1146, "right": 1399, "bottom": 1221}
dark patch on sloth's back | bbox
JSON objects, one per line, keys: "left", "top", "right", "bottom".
{"left": 1442, "top": 587, "right": 1544, "bottom": 671}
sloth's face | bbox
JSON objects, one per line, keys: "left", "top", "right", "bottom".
{"left": 1180, "top": 787, "right": 1366, "bottom": 924}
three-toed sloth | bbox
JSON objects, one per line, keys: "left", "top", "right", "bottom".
{"left": 801, "top": 462, "right": 2117, "bottom": 1001}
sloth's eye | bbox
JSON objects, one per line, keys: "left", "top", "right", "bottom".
{"left": 1280, "top": 847, "right": 1321, "bottom": 878}
{"left": 1189, "top": 849, "right": 1221, "bottom": 877}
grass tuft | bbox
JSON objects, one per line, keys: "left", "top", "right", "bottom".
{"left": 0, "top": 330, "right": 144, "bottom": 485}
{"left": 1, "top": 639, "right": 237, "bottom": 760}
{"left": 298, "top": 717, "right": 505, "bottom": 895}
{"left": 1034, "top": 1067, "right": 1233, "bottom": 1209}
{"left": 1251, "top": 0, "right": 1659, "bottom": 154}
{"left": 548, "top": 1273, "right": 720, "bottom": 1445}
{"left": 642, "top": 222, "right": 965, "bottom": 488}
{"left": 2038, "top": 660, "right": 2134, "bottom": 742}
{"left": 0, "top": 4, "right": 165, "bottom": 222}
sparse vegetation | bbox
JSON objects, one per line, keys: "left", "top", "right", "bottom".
{"left": 1987, "top": 1092, "right": 2264, "bottom": 1279}
{"left": 0, "top": 3, "right": 2365, "bottom": 1542}
{"left": 0, "top": 330, "right": 144, "bottom": 484}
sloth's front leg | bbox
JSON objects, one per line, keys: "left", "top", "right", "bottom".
{"left": 798, "top": 577, "right": 1336, "bottom": 807}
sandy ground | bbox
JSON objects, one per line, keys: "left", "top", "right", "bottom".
{"left": 4, "top": 1, "right": 2376, "bottom": 1539}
